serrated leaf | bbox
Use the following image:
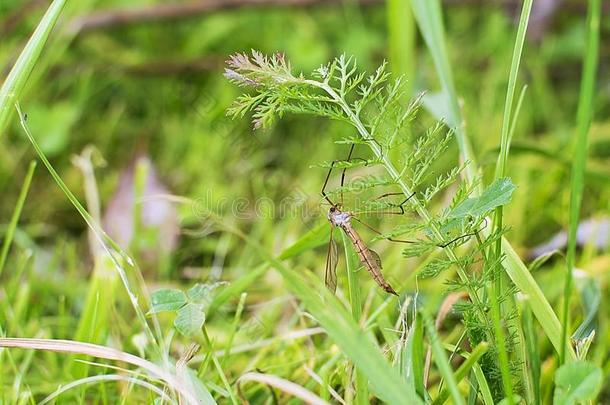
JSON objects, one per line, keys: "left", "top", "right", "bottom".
{"left": 174, "top": 303, "right": 205, "bottom": 336}
{"left": 554, "top": 361, "right": 602, "bottom": 405}
{"left": 149, "top": 289, "right": 186, "bottom": 314}
{"left": 449, "top": 177, "right": 516, "bottom": 219}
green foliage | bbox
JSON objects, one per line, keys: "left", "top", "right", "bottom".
{"left": 554, "top": 361, "right": 603, "bottom": 404}
{"left": 150, "top": 289, "right": 187, "bottom": 313}
{"left": 226, "top": 51, "right": 521, "bottom": 401}
{"left": 1, "top": 0, "right": 607, "bottom": 403}
{"left": 449, "top": 178, "right": 516, "bottom": 219}
{"left": 150, "top": 283, "right": 223, "bottom": 336}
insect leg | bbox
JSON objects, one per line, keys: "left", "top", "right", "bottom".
{"left": 371, "top": 191, "right": 416, "bottom": 215}
{"left": 437, "top": 217, "right": 489, "bottom": 248}
{"left": 351, "top": 216, "right": 415, "bottom": 244}
{"left": 321, "top": 143, "right": 367, "bottom": 206}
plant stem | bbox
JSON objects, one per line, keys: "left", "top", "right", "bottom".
{"left": 315, "top": 81, "right": 487, "bottom": 321}
{"left": 561, "top": 0, "right": 601, "bottom": 365}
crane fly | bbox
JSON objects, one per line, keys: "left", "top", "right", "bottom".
{"left": 326, "top": 204, "right": 398, "bottom": 295}
{"left": 321, "top": 143, "right": 413, "bottom": 296}
{"left": 320, "top": 143, "right": 481, "bottom": 296}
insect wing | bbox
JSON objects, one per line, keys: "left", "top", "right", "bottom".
{"left": 325, "top": 228, "right": 339, "bottom": 293}
{"left": 368, "top": 248, "right": 383, "bottom": 269}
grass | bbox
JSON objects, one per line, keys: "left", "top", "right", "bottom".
{"left": 561, "top": 0, "right": 602, "bottom": 365}
{"left": 0, "top": 0, "right": 608, "bottom": 403}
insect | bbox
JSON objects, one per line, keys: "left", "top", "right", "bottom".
{"left": 321, "top": 143, "right": 413, "bottom": 296}
{"left": 321, "top": 143, "right": 481, "bottom": 296}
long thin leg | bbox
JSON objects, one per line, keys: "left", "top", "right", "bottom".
{"left": 373, "top": 191, "right": 416, "bottom": 215}
{"left": 351, "top": 216, "right": 415, "bottom": 244}
{"left": 353, "top": 191, "right": 416, "bottom": 216}
{"left": 437, "top": 218, "right": 488, "bottom": 248}
{"left": 353, "top": 216, "right": 487, "bottom": 248}
{"left": 321, "top": 161, "right": 336, "bottom": 205}
{"left": 340, "top": 144, "right": 355, "bottom": 206}
{"left": 321, "top": 143, "right": 366, "bottom": 206}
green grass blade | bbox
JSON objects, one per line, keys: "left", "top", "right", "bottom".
{"left": 400, "top": 309, "right": 426, "bottom": 400}
{"left": 409, "top": 0, "right": 477, "bottom": 185}
{"left": 386, "top": 0, "right": 415, "bottom": 93}
{"left": 70, "top": 253, "right": 119, "bottom": 379}
{"left": 340, "top": 231, "right": 369, "bottom": 404}
{"left": 0, "top": 0, "right": 66, "bottom": 137}
{"left": 521, "top": 299, "right": 541, "bottom": 405}
{"left": 561, "top": 0, "right": 601, "bottom": 365}
{"left": 433, "top": 342, "right": 489, "bottom": 405}
{"left": 0, "top": 161, "right": 36, "bottom": 276}
{"left": 15, "top": 105, "right": 159, "bottom": 354}
{"left": 229, "top": 225, "right": 420, "bottom": 404}
{"left": 494, "top": 0, "right": 533, "bottom": 179}
{"left": 422, "top": 309, "right": 465, "bottom": 405}
{"left": 342, "top": 231, "right": 362, "bottom": 322}
{"left": 491, "top": 1, "right": 532, "bottom": 397}
{"left": 502, "top": 240, "right": 575, "bottom": 359}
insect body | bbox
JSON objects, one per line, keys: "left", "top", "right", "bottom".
{"left": 327, "top": 205, "right": 398, "bottom": 296}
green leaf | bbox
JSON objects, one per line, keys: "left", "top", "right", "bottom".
{"left": 149, "top": 289, "right": 187, "bottom": 314}
{"left": 187, "top": 282, "right": 225, "bottom": 304}
{"left": 554, "top": 361, "right": 602, "bottom": 405}
{"left": 174, "top": 303, "right": 206, "bottom": 337}
{"left": 449, "top": 178, "right": 516, "bottom": 218}
{"left": 572, "top": 276, "right": 600, "bottom": 343}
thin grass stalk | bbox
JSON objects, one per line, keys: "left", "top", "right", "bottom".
{"left": 409, "top": 0, "right": 477, "bottom": 185}
{"left": 520, "top": 298, "right": 541, "bottom": 405}
{"left": 490, "top": 0, "right": 533, "bottom": 400}
{"left": 0, "top": 0, "right": 66, "bottom": 136}
{"left": 561, "top": 0, "right": 601, "bottom": 365}
{"left": 0, "top": 161, "right": 36, "bottom": 276}
{"left": 433, "top": 342, "right": 489, "bottom": 405}
{"left": 15, "top": 105, "right": 160, "bottom": 356}
{"left": 422, "top": 310, "right": 465, "bottom": 405}
{"left": 341, "top": 231, "right": 369, "bottom": 404}
{"left": 409, "top": 0, "right": 571, "bottom": 362}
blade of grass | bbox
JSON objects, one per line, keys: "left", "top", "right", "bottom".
{"left": 491, "top": 1, "right": 533, "bottom": 401}
{"left": 15, "top": 104, "right": 160, "bottom": 356}
{"left": 561, "top": 0, "right": 601, "bottom": 365}
{"left": 410, "top": 0, "right": 574, "bottom": 363}
{"left": 502, "top": 241, "right": 575, "bottom": 359}
{"left": 520, "top": 298, "right": 541, "bottom": 405}
{"left": 421, "top": 309, "right": 464, "bottom": 405}
{"left": 409, "top": 0, "right": 477, "bottom": 185}
{"left": 341, "top": 231, "right": 369, "bottom": 405}
{"left": 225, "top": 223, "right": 420, "bottom": 404}
{"left": 433, "top": 342, "right": 489, "bottom": 405}
{"left": 399, "top": 307, "right": 426, "bottom": 400}
{"left": 0, "top": 338, "right": 202, "bottom": 405}
{"left": 0, "top": 161, "right": 36, "bottom": 276}
{"left": 0, "top": 0, "right": 66, "bottom": 137}
{"left": 386, "top": 0, "right": 415, "bottom": 94}
{"left": 494, "top": 0, "right": 533, "bottom": 180}
{"left": 238, "top": 372, "right": 331, "bottom": 405}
